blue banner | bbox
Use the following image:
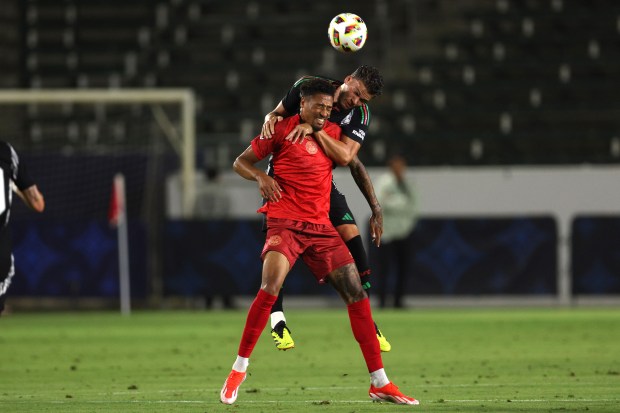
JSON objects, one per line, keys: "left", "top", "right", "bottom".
{"left": 370, "top": 216, "right": 557, "bottom": 295}
{"left": 11, "top": 220, "right": 147, "bottom": 297}
{"left": 572, "top": 216, "right": 620, "bottom": 294}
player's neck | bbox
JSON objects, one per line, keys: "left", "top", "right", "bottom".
{"left": 333, "top": 88, "right": 342, "bottom": 112}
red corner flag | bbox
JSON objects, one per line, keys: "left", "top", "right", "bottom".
{"left": 108, "top": 173, "right": 131, "bottom": 315}
{"left": 108, "top": 174, "right": 125, "bottom": 227}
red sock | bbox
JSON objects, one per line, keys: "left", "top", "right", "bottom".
{"left": 347, "top": 298, "right": 383, "bottom": 372}
{"left": 238, "top": 289, "right": 278, "bottom": 358}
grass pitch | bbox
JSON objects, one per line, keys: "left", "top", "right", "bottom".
{"left": 1, "top": 307, "right": 619, "bottom": 412}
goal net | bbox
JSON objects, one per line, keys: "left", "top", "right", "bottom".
{"left": 0, "top": 89, "right": 196, "bottom": 221}
{"left": 0, "top": 88, "right": 196, "bottom": 303}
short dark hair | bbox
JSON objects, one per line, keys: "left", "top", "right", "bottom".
{"left": 300, "top": 78, "right": 336, "bottom": 99}
{"left": 351, "top": 65, "right": 384, "bottom": 96}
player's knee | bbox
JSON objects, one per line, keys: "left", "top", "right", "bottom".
{"left": 260, "top": 279, "right": 283, "bottom": 296}
{"left": 336, "top": 224, "right": 359, "bottom": 242}
{"left": 332, "top": 264, "right": 367, "bottom": 304}
{"left": 343, "top": 289, "right": 367, "bottom": 305}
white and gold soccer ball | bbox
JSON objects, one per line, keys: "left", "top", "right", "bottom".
{"left": 328, "top": 13, "right": 368, "bottom": 53}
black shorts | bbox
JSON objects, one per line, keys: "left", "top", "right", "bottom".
{"left": 329, "top": 180, "right": 357, "bottom": 227}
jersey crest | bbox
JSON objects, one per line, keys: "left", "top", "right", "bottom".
{"left": 305, "top": 140, "right": 318, "bottom": 154}
{"left": 341, "top": 111, "right": 353, "bottom": 126}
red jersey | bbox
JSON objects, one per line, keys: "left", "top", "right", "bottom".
{"left": 251, "top": 115, "right": 341, "bottom": 225}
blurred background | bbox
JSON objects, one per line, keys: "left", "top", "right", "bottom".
{"left": 1, "top": 0, "right": 618, "bottom": 311}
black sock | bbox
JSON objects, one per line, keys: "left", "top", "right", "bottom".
{"left": 271, "top": 287, "right": 284, "bottom": 313}
{"left": 345, "top": 235, "right": 372, "bottom": 293}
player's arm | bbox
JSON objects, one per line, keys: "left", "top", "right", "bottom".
{"left": 233, "top": 146, "right": 282, "bottom": 203}
{"left": 12, "top": 183, "right": 45, "bottom": 212}
{"left": 261, "top": 101, "right": 290, "bottom": 139}
{"left": 312, "top": 131, "right": 361, "bottom": 166}
{"left": 348, "top": 156, "right": 383, "bottom": 246}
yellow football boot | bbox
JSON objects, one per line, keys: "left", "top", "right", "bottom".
{"left": 375, "top": 323, "right": 391, "bottom": 352}
{"left": 271, "top": 321, "right": 295, "bottom": 351}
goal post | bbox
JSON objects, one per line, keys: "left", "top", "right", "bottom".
{"left": 0, "top": 88, "right": 197, "bottom": 306}
{"left": 0, "top": 88, "right": 197, "bottom": 217}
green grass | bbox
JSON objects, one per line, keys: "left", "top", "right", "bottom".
{"left": 1, "top": 307, "right": 619, "bottom": 412}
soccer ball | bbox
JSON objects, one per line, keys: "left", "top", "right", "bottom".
{"left": 328, "top": 13, "right": 367, "bottom": 53}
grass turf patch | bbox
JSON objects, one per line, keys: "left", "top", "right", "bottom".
{"left": 1, "top": 308, "right": 619, "bottom": 412}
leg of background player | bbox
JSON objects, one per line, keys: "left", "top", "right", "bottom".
{"left": 0, "top": 257, "right": 14, "bottom": 316}
{"left": 393, "top": 238, "right": 410, "bottom": 309}
{"left": 269, "top": 287, "right": 294, "bottom": 350}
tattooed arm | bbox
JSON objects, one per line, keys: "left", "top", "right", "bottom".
{"left": 348, "top": 155, "right": 383, "bottom": 246}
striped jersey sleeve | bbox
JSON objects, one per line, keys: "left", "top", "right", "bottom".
{"left": 339, "top": 103, "right": 371, "bottom": 145}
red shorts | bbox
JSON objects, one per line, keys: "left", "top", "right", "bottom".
{"left": 261, "top": 217, "right": 355, "bottom": 283}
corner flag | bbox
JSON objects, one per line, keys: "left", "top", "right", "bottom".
{"left": 109, "top": 173, "right": 131, "bottom": 315}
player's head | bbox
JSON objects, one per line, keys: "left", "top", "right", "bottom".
{"left": 337, "top": 65, "right": 384, "bottom": 111}
{"left": 388, "top": 154, "right": 407, "bottom": 179}
{"left": 299, "top": 79, "right": 336, "bottom": 132}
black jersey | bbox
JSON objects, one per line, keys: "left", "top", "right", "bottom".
{"left": 0, "top": 141, "right": 35, "bottom": 229}
{"left": 281, "top": 75, "right": 371, "bottom": 145}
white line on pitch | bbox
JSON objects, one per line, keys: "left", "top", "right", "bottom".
{"left": 6, "top": 398, "right": 613, "bottom": 405}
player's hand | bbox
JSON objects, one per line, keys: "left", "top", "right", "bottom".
{"left": 370, "top": 210, "right": 383, "bottom": 247}
{"left": 285, "top": 124, "right": 313, "bottom": 144}
{"left": 261, "top": 115, "right": 283, "bottom": 139}
{"left": 257, "top": 175, "right": 283, "bottom": 203}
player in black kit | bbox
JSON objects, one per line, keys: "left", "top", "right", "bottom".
{"left": 0, "top": 141, "right": 45, "bottom": 315}
{"left": 260, "top": 66, "right": 391, "bottom": 352}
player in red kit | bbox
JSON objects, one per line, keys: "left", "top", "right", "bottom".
{"left": 261, "top": 66, "right": 391, "bottom": 353}
{"left": 220, "top": 79, "right": 418, "bottom": 406}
